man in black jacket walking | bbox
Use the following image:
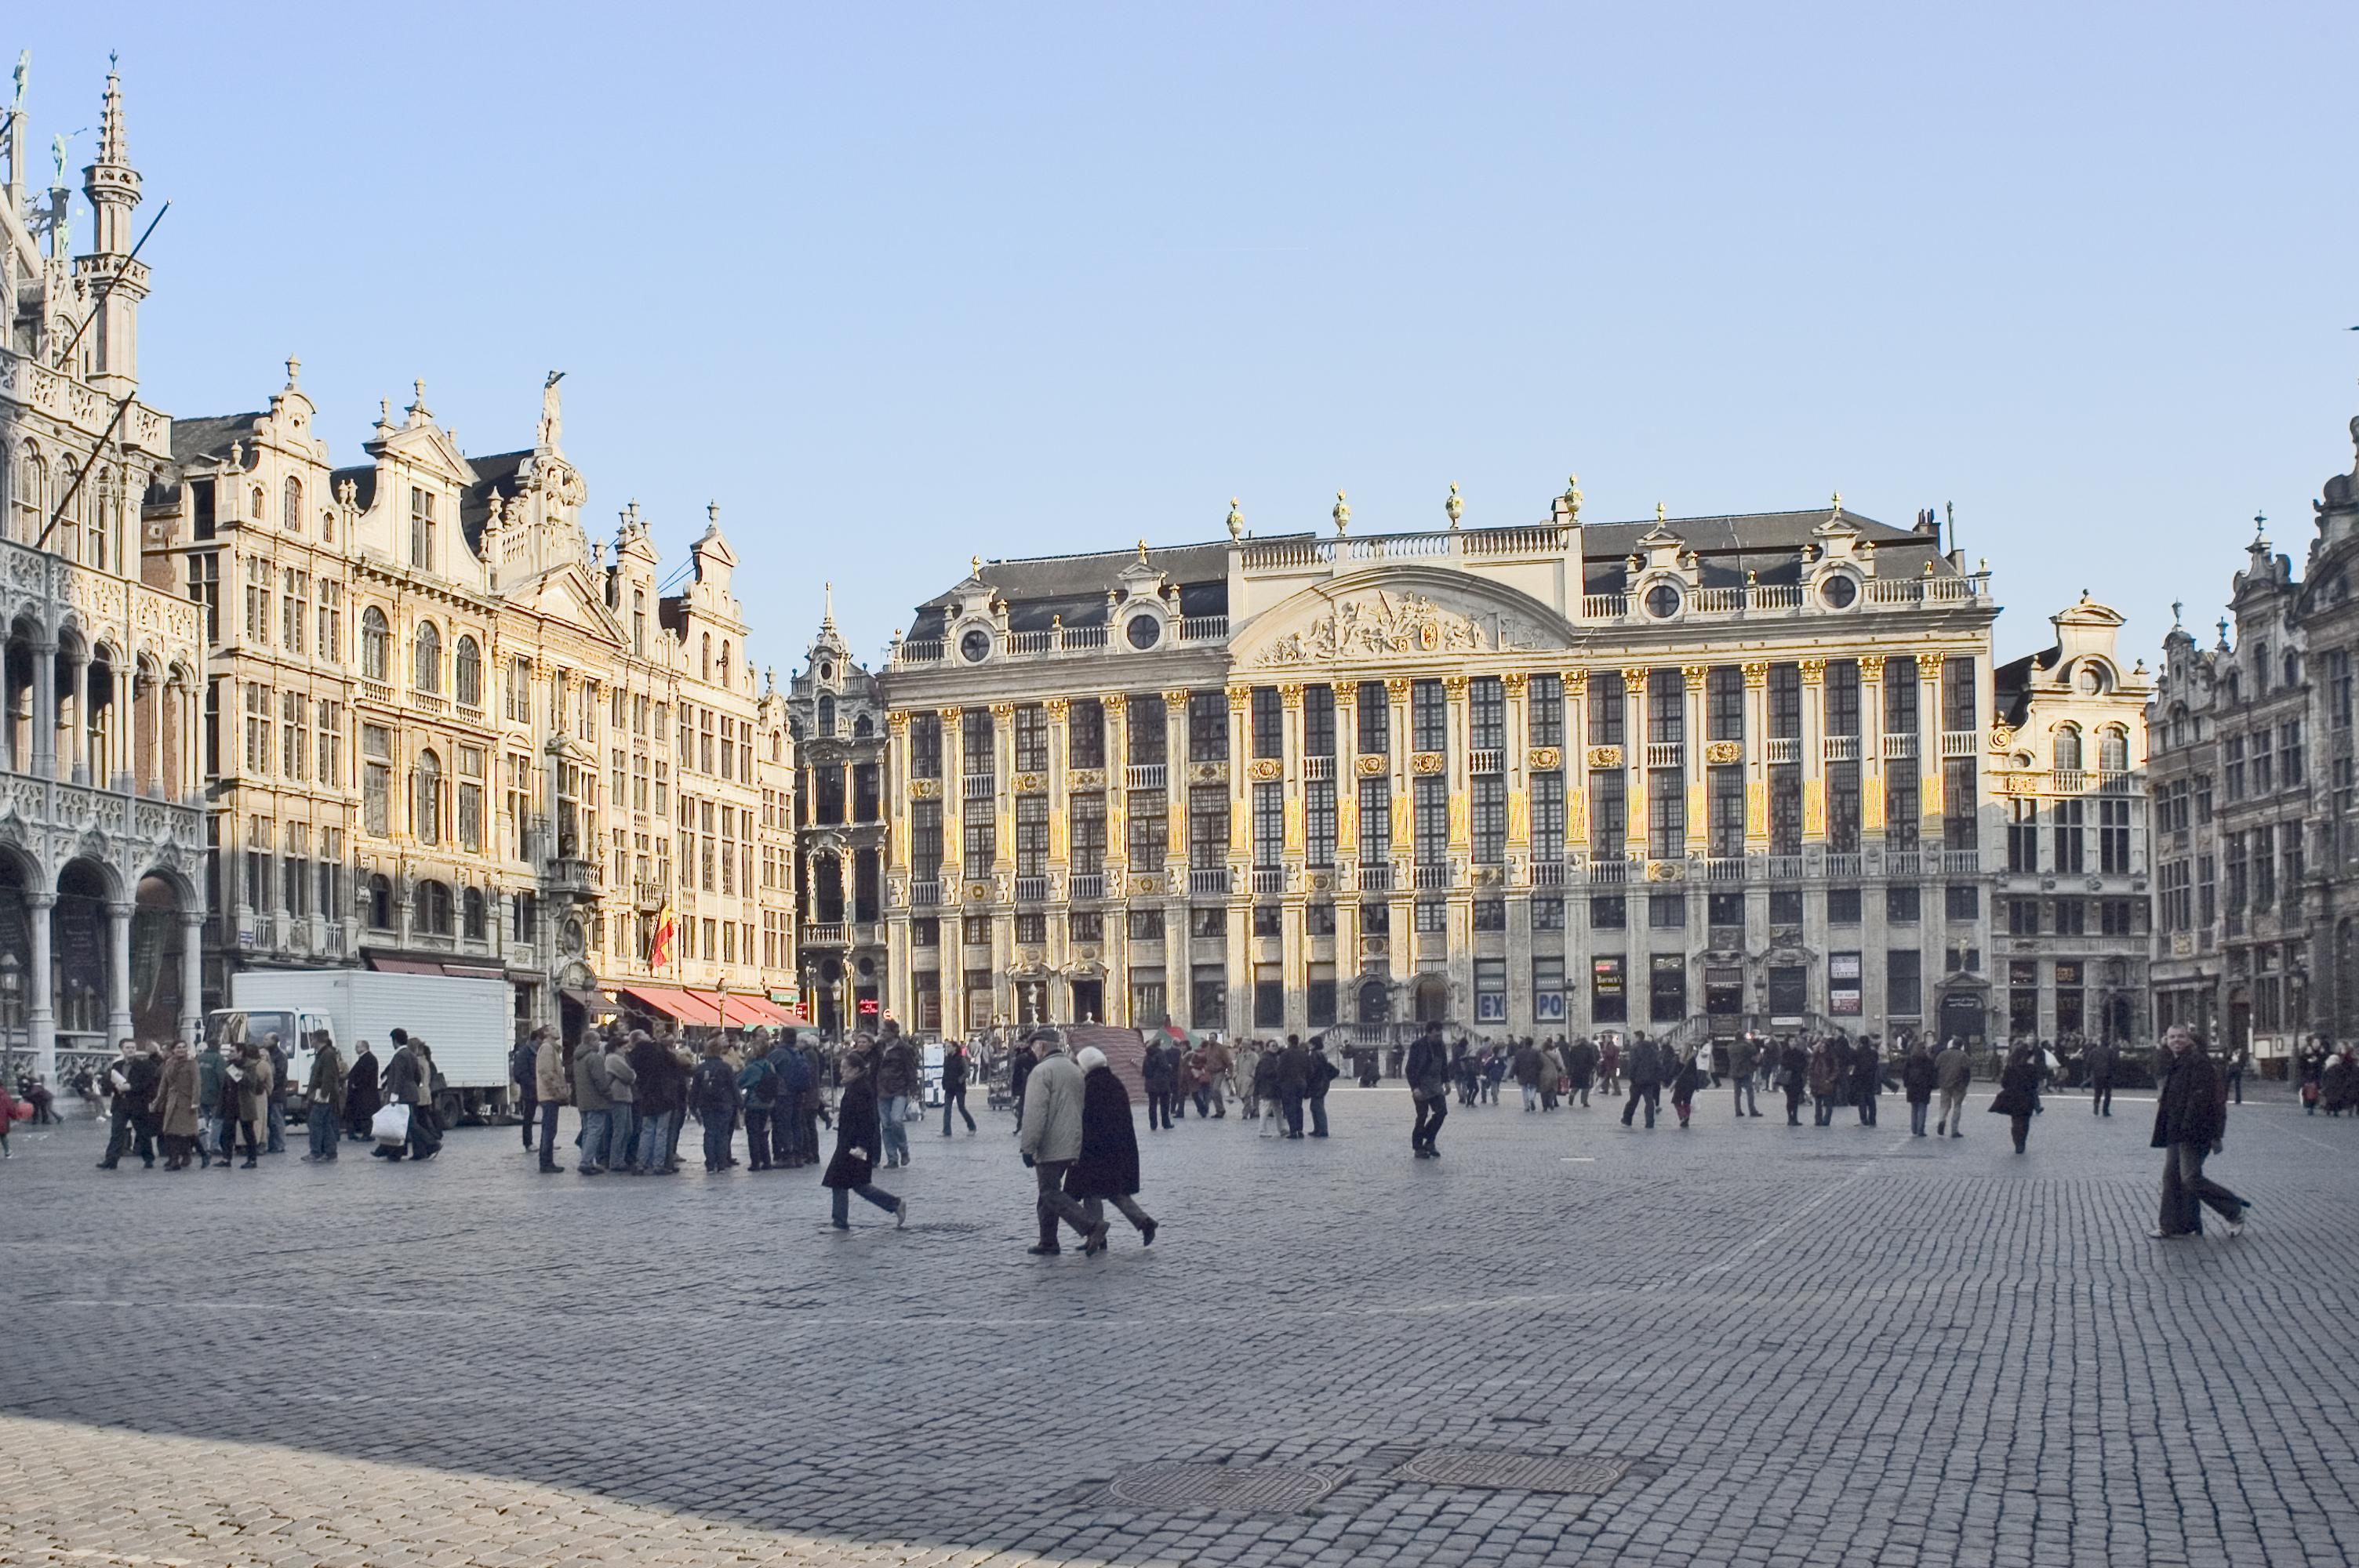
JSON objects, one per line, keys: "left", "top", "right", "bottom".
{"left": 1277, "top": 1036, "right": 1311, "bottom": 1138}
{"left": 1405, "top": 1025, "right": 1448, "bottom": 1158}
{"left": 2150, "top": 1025, "right": 2248, "bottom": 1240}
{"left": 1621, "top": 1036, "right": 1662, "bottom": 1130}
{"left": 2085, "top": 1040, "right": 2117, "bottom": 1117}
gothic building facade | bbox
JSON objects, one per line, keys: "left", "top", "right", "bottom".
{"left": 783, "top": 590, "right": 888, "bottom": 1034}
{"left": 2, "top": 63, "right": 207, "bottom": 1082}
{"left": 875, "top": 488, "right": 2011, "bottom": 1047}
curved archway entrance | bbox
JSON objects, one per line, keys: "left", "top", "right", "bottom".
{"left": 131, "top": 873, "right": 189, "bottom": 1045}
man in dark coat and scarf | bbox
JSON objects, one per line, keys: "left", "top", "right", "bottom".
{"left": 1066, "top": 1045, "right": 1157, "bottom": 1246}
{"left": 2150, "top": 1025, "right": 2247, "bottom": 1240}
{"left": 343, "top": 1040, "right": 382, "bottom": 1141}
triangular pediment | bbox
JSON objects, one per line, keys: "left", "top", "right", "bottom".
{"left": 371, "top": 421, "right": 478, "bottom": 485}
{"left": 513, "top": 562, "right": 623, "bottom": 646}
{"left": 1231, "top": 564, "right": 1578, "bottom": 669}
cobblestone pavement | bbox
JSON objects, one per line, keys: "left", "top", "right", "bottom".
{"left": 4, "top": 1081, "right": 2357, "bottom": 1567}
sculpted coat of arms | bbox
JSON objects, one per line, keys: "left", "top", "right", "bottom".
{"left": 1259, "top": 590, "right": 1514, "bottom": 666}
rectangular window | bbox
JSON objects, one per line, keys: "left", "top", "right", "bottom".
{"left": 458, "top": 746, "right": 484, "bottom": 851}
{"left": 186, "top": 550, "right": 220, "bottom": 642}
{"left": 1825, "top": 659, "right": 1860, "bottom": 736}
{"left": 1303, "top": 684, "right": 1336, "bottom": 758}
{"left": 1942, "top": 655, "right": 1976, "bottom": 731}
{"left": 962, "top": 810, "right": 994, "bottom": 880}
{"left": 1769, "top": 767, "right": 1801, "bottom": 855}
{"left": 1012, "top": 705, "right": 1048, "bottom": 773}
{"left": 1590, "top": 895, "right": 1627, "bottom": 930}
{"left": 2099, "top": 797, "right": 2132, "bottom": 874}
{"left": 1707, "top": 665, "right": 1743, "bottom": 743}
{"left": 1710, "top": 767, "right": 1743, "bottom": 857}
{"left": 2282, "top": 720, "right": 2304, "bottom": 787}
{"left": 1252, "top": 781, "right": 1283, "bottom": 868}
{"left": 1532, "top": 771, "right": 1565, "bottom": 863}
{"left": 1589, "top": 670, "right": 1624, "bottom": 746}
{"left": 1359, "top": 775, "right": 1390, "bottom": 865}
{"left": 1069, "top": 793, "right": 1106, "bottom": 876}
{"left": 1887, "top": 949, "right": 1922, "bottom": 1016}
{"left": 245, "top": 682, "right": 272, "bottom": 776}
{"left": 1129, "top": 907, "right": 1165, "bottom": 942}
{"left": 280, "top": 690, "right": 304, "bottom": 779}
{"left": 1648, "top": 768, "right": 1685, "bottom": 859}
{"left": 1828, "top": 887, "right": 1862, "bottom": 924}
{"left": 1412, "top": 775, "right": 1448, "bottom": 865}
{"left": 1415, "top": 898, "right": 1446, "bottom": 934}
{"left": 910, "top": 713, "right": 943, "bottom": 778}
{"left": 1887, "top": 884, "right": 1920, "bottom": 923}
{"left": 911, "top": 800, "right": 943, "bottom": 880}
{"left": 1768, "top": 664, "right": 1801, "bottom": 739}
{"left": 1529, "top": 673, "right": 1564, "bottom": 749}
{"left": 1945, "top": 883, "right": 1979, "bottom": 921}
{"left": 409, "top": 486, "right": 435, "bottom": 572}
{"left": 1472, "top": 775, "right": 1506, "bottom": 865}
{"left": 1128, "top": 695, "right": 1167, "bottom": 765}
{"left": 1067, "top": 699, "right": 1103, "bottom": 769}
{"left": 1014, "top": 796, "right": 1048, "bottom": 877}
{"left": 1189, "top": 785, "right": 1228, "bottom": 870}
{"left": 1475, "top": 956, "right": 1507, "bottom": 1024}
{"left": 1648, "top": 891, "right": 1685, "bottom": 929}
{"left": 1590, "top": 955, "right": 1627, "bottom": 1024}
{"left": 1188, "top": 690, "right": 1227, "bottom": 762}
{"left": 1130, "top": 789, "right": 1168, "bottom": 873}
{"left": 1649, "top": 953, "right": 1687, "bottom": 1023}
{"left": 2054, "top": 797, "right": 2085, "bottom": 873}
{"left": 2008, "top": 797, "right": 2037, "bottom": 872}
{"left": 1252, "top": 686, "right": 1282, "bottom": 760}
{"left": 1412, "top": 679, "right": 1447, "bottom": 753}
{"left": 1306, "top": 779, "right": 1336, "bottom": 869}
{"left": 1470, "top": 677, "right": 1505, "bottom": 752}
{"left": 2055, "top": 897, "right": 2086, "bottom": 935}
{"left": 1647, "top": 668, "right": 1683, "bottom": 745}
{"left": 1592, "top": 768, "right": 1627, "bottom": 857}
{"left": 1358, "top": 682, "right": 1389, "bottom": 755}
{"left": 361, "top": 724, "right": 391, "bottom": 836}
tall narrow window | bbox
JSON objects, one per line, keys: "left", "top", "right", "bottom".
{"left": 414, "top": 749, "right": 443, "bottom": 845}
{"left": 283, "top": 476, "right": 303, "bottom": 533}
{"left": 360, "top": 608, "right": 388, "bottom": 681}
{"left": 414, "top": 621, "right": 441, "bottom": 693}
{"left": 455, "top": 636, "right": 482, "bottom": 708}
{"left": 409, "top": 486, "right": 435, "bottom": 571}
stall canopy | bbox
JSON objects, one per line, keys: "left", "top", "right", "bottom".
{"left": 617, "top": 984, "right": 725, "bottom": 1027}
{"left": 367, "top": 956, "right": 448, "bottom": 975}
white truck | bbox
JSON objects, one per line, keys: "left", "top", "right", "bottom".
{"left": 211, "top": 969, "right": 517, "bottom": 1126}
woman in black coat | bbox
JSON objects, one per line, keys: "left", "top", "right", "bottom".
{"left": 1988, "top": 1044, "right": 2042, "bottom": 1153}
{"left": 821, "top": 1054, "right": 906, "bottom": 1231}
{"left": 1065, "top": 1047, "right": 1156, "bottom": 1250}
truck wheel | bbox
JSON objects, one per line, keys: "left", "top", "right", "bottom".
{"left": 435, "top": 1090, "right": 464, "bottom": 1129}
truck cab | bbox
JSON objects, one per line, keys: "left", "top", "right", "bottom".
{"left": 206, "top": 1008, "right": 338, "bottom": 1110}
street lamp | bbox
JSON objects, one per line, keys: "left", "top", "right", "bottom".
{"left": 0, "top": 949, "right": 20, "bottom": 1087}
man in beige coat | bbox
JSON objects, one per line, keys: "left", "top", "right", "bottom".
{"left": 533, "top": 1026, "right": 571, "bottom": 1174}
{"left": 1016, "top": 1029, "right": 1107, "bottom": 1257}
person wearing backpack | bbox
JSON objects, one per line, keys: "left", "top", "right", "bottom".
{"left": 692, "top": 1040, "right": 742, "bottom": 1173}
{"left": 772, "top": 1034, "right": 816, "bottom": 1168}
{"left": 736, "top": 1040, "right": 779, "bottom": 1172}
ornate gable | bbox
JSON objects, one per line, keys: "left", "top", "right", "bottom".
{"left": 1231, "top": 565, "right": 1576, "bottom": 669}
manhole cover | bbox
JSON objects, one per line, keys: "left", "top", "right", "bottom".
{"left": 1392, "top": 1450, "right": 1630, "bottom": 1494}
{"left": 1108, "top": 1464, "right": 1341, "bottom": 1512}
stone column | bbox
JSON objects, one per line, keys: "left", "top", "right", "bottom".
{"left": 106, "top": 898, "right": 135, "bottom": 1044}
{"left": 1045, "top": 696, "right": 1070, "bottom": 877}
{"left": 1163, "top": 690, "right": 1190, "bottom": 873}
{"left": 1443, "top": 675, "right": 1470, "bottom": 855}
{"left": 1800, "top": 658, "right": 1826, "bottom": 843}
{"left": 69, "top": 649, "right": 90, "bottom": 783}
{"left": 1860, "top": 655, "right": 1887, "bottom": 843}
{"left": 1567, "top": 670, "right": 1590, "bottom": 856}
{"left": 143, "top": 673, "right": 164, "bottom": 797}
{"left": 1681, "top": 666, "right": 1708, "bottom": 851}
{"left": 885, "top": 711, "right": 911, "bottom": 872}
{"left": 27, "top": 891, "right": 56, "bottom": 1083}
{"left": 1919, "top": 662, "right": 1944, "bottom": 840}
{"left": 1743, "top": 662, "right": 1770, "bottom": 848}
{"left": 180, "top": 910, "right": 205, "bottom": 1044}
{"left": 937, "top": 706, "right": 963, "bottom": 895}
{"left": 1622, "top": 667, "right": 1648, "bottom": 860}
{"left": 30, "top": 637, "right": 58, "bottom": 780}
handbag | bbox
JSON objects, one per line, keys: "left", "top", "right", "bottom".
{"left": 372, "top": 1103, "right": 412, "bottom": 1145}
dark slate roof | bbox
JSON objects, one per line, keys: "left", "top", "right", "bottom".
{"left": 1581, "top": 507, "right": 1950, "bottom": 593}
{"left": 460, "top": 449, "right": 532, "bottom": 557}
{"left": 329, "top": 463, "right": 377, "bottom": 514}
{"left": 1992, "top": 648, "right": 2058, "bottom": 727}
{"left": 169, "top": 412, "right": 264, "bottom": 468}
{"left": 909, "top": 540, "right": 1232, "bottom": 639}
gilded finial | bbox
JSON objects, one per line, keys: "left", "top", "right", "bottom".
{"left": 1562, "top": 473, "right": 1582, "bottom": 522}
{"left": 1226, "top": 497, "right": 1243, "bottom": 539}
{"left": 1830, "top": 490, "right": 1843, "bottom": 517}
{"left": 1655, "top": 501, "right": 1667, "bottom": 524}
{"left": 1445, "top": 481, "right": 1463, "bottom": 528}
{"left": 1332, "top": 489, "right": 1350, "bottom": 536}
{"left": 970, "top": 554, "right": 982, "bottom": 579}
{"left": 1136, "top": 538, "right": 1150, "bottom": 562}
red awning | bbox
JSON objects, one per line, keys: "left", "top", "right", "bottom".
{"left": 618, "top": 984, "right": 724, "bottom": 1027}
{"left": 722, "top": 994, "right": 795, "bottom": 1029}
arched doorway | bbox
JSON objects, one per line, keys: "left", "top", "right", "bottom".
{"left": 130, "top": 872, "right": 188, "bottom": 1044}
{"left": 1357, "top": 977, "right": 1390, "bottom": 1027}
{"left": 1412, "top": 974, "right": 1450, "bottom": 1025}
{"left": 0, "top": 851, "right": 33, "bottom": 1080}
{"left": 53, "top": 858, "right": 115, "bottom": 1050}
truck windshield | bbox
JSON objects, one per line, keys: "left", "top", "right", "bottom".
{"left": 210, "top": 1011, "right": 298, "bottom": 1051}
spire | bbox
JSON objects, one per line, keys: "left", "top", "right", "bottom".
{"left": 75, "top": 56, "right": 146, "bottom": 393}
{"left": 822, "top": 581, "right": 837, "bottom": 630}
{"left": 96, "top": 57, "right": 125, "bottom": 164}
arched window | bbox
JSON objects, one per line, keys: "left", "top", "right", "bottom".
{"left": 2226, "top": 671, "right": 2241, "bottom": 706}
{"left": 360, "top": 607, "right": 389, "bottom": 680}
{"left": 771, "top": 730, "right": 783, "bottom": 761}
{"left": 854, "top": 713, "right": 874, "bottom": 739}
{"left": 2098, "top": 726, "right": 2128, "bottom": 772}
{"left": 2052, "top": 724, "right": 2082, "bottom": 773}
{"left": 700, "top": 633, "right": 711, "bottom": 681}
{"left": 2284, "top": 651, "right": 2299, "bottom": 691}
{"left": 414, "top": 621, "right": 442, "bottom": 693}
{"left": 417, "top": 878, "right": 453, "bottom": 935}
{"left": 284, "top": 476, "right": 303, "bottom": 533}
{"left": 818, "top": 694, "right": 836, "bottom": 734}
{"left": 56, "top": 456, "right": 80, "bottom": 550}
{"left": 720, "top": 640, "right": 732, "bottom": 686}
{"left": 455, "top": 636, "right": 482, "bottom": 708}
{"left": 462, "top": 885, "right": 487, "bottom": 941}
{"left": 8, "top": 439, "right": 38, "bottom": 542}
{"left": 365, "top": 873, "right": 393, "bottom": 929}
{"left": 414, "top": 749, "right": 443, "bottom": 844}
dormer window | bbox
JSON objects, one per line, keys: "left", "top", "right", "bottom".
{"left": 1819, "top": 574, "right": 1858, "bottom": 610}
{"left": 1644, "top": 583, "right": 1681, "bottom": 619}
{"left": 961, "top": 627, "right": 995, "bottom": 662}
{"left": 410, "top": 486, "right": 436, "bottom": 571}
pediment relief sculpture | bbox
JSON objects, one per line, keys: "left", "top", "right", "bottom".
{"left": 1256, "top": 588, "right": 1540, "bottom": 666}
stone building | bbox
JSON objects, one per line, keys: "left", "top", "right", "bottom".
{"left": 878, "top": 487, "right": 2004, "bottom": 1047}
{"left": 144, "top": 368, "right": 799, "bottom": 1042}
{"left": 784, "top": 588, "right": 887, "bottom": 1033}
{"left": 2148, "top": 408, "right": 2359, "bottom": 1065}
{"left": 1990, "top": 595, "right": 2153, "bottom": 1044}
{"left": 1, "top": 63, "right": 207, "bottom": 1082}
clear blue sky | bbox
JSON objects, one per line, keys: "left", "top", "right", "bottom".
{"left": 14, "top": 4, "right": 2358, "bottom": 672}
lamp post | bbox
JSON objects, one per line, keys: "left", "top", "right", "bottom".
{"left": 0, "top": 949, "right": 20, "bottom": 1088}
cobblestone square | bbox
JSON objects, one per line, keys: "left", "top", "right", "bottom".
{"left": 4, "top": 1085, "right": 2356, "bottom": 1567}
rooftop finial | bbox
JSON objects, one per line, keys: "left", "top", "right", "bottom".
{"left": 2254, "top": 509, "right": 2268, "bottom": 539}
{"left": 284, "top": 355, "right": 300, "bottom": 388}
{"left": 822, "top": 581, "right": 836, "bottom": 629}
{"left": 1445, "top": 481, "right": 1463, "bottom": 528}
{"left": 96, "top": 56, "right": 125, "bottom": 165}
{"left": 970, "top": 554, "right": 982, "bottom": 579}
{"left": 1226, "top": 496, "right": 1242, "bottom": 539}
{"left": 1830, "top": 490, "right": 1843, "bottom": 517}
{"left": 407, "top": 379, "right": 429, "bottom": 421}
{"left": 1136, "top": 537, "right": 1150, "bottom": 562}
{"left": 1655, "top": 501, "right": 1667, "bottom": 524}
{"left": 1562, "top": 473, "right": 1582, "bottom": 523}
{"left": 1332, "top": 489, "right": 1350, "bottom": 536}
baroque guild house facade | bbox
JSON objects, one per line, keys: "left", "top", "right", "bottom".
{"left": 877, "top": 487, "right": 2009, "bottom": 1047}
{"left": 2, "top": 64, "right": 207, "bottom": 1080}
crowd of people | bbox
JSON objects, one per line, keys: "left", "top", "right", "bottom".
{"left": 33, "top": 1000, "right": 2297, "bottom": 1251}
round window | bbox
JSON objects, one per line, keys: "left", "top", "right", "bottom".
{"left": 1126, "top": 615, "right": 1162, "bottom": 650}
{"left": 818, "top": 662, "right": 834, "bottom": 681}
{"left": 1645, "top": 583, "right": 1681, "bottom": 619}
{"left": 958, "top": 628, "right": 993, "bottom": 663}
{"left": 1820, "top": 574, "right": 1858, "bottom": 609}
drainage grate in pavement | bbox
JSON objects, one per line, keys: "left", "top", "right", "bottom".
{"left": 1107, "top": 1463, "right": 1343, "bottom": 1513}
{"left": 1391, "top": 1450, "right": 1630, "bottom": 1494}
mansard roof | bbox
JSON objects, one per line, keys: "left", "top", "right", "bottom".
{"left": 329, "top": 463, "right": 376, "bottom": 514}
{"left": 169, "top": 412, "right": 266, "bottom": 468}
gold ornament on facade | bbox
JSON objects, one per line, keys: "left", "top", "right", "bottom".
{"left": 1163, "top": 688, "right": 1191, "bottom": 708}
{"left": 1587, "top": 745, "right": 1623, "bottom": 769}
{"left": 1620, "top": 666, "right": 1650, "bottom": 687}
{"left": 1703, "top": 740, "right": 1743, "bottom": 766}
{"left": 1646, "top": 859, "right": 1685, "bottom": 883}
{"left": 1741, "top": 662, "right": 1768, "bottom": 688}
{"left": 1385, "top": 677, "right": 1412, "bottom": 701}
{"left": 1797, "top": 658, "right": 1826, "bottom": 684}
{"left": 1332, "top": 489, "right": 1350, "bottom": 535}
{"left": 1227, "top": 687, "right": 1250, "bottom": 712}
{"left": 1103, "top": 692, "right": 1126, "bottom": 713}
{"left": 1067, "top": 768, "right": 1106, "bottom": 789}
{"left": 1016, "top": 772, "right": 1045, "bottom": 793}
{"left": 1441, "top": 675, "right": 1469, "bottom": 699}
{"left": 1501, "top": 672, "right": 1527, "bottom": 696}
{"left": 1043, "top": 696, "right": 1069, "bottom": 718}
{"left": 1412, "top": 751, "right": 1446, "bottom": 775}
{"left": 910, "top": 779, "right": 940, "bottom": 800}
{"left": 1859, "top": 655, "right": 1885, "bottom": 682}
{"left": 1445, "top": 481, "right": 1463, "bottom": 528}
{"left": 989, "top": 702, "right": 1016, "bottom": 720}
{"left": 1355, "top": 755, "right": 1388, "bottom": 777}
{"left": 965, "top": 882, "right": 990, "bottom": 903}
{"left": 936, "top": 706, "right": 962, "bottom": 722}
{"left": 1190, "top": 760, "right": 1229, "bottom": 783}
{"left": 1249, "top": 757, "right": 1282, "bottom": 782}
{"left": 1987, "top": 721, "right": 2016, "bottom": 753}
{"left": 1133, "top": 874, "right": 1164, "bottom": 896}
{"left": 1333, "top": 680, "right": 1358, "bottom": 701}
{"left": 1528, "top": 746, "right": 1562, "bottom": 771}
{"left": 1681, "top": 663, "right": 1709, "bottom": 691}
{"left": 1279, "top": 682, "right": 1304, "bottom": 710}
{"left": 886, "top": 710, "right": 910, "bottom": 734}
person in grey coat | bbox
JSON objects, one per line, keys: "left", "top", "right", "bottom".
{"left": 571, "top": 1033, "right": 615, "bottom": 1175}
{"left": 1016, "top": 1029, "right": 1107, "bottom": 1257}
{"left": 1934, "top": 1037, "right": 1973, "bottom": 1138}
